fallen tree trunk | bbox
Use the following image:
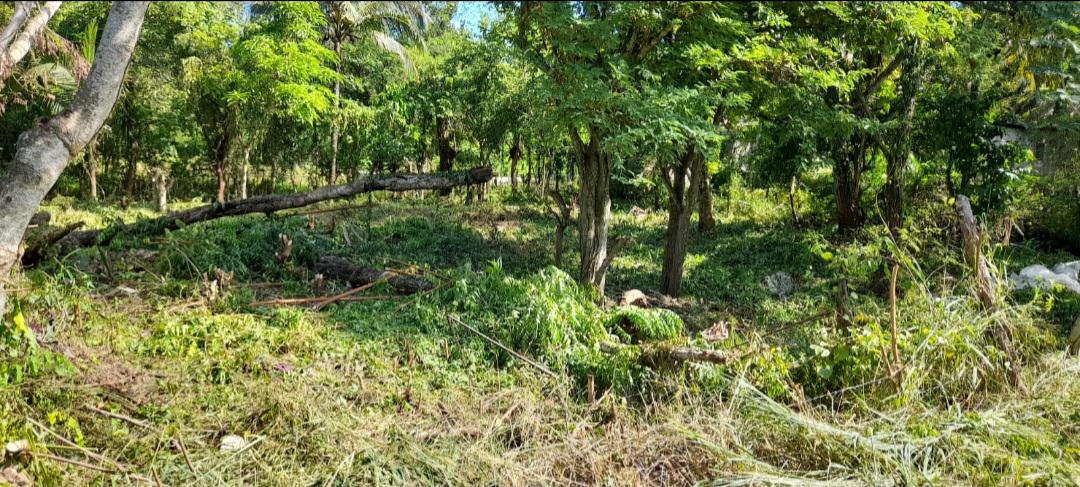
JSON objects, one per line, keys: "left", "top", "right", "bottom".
{"left": 44, "top": 167, "right": 493, "bottom": 256}
{"left": 313, "top": 256, "right": 434, "bottom": 294}
{"left": 599, "top": 342, "right": 733, "bottom": 367}
{"left": 21, "top": 222, "right": 84, "bottom": 266}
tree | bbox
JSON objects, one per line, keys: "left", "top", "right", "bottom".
{"left": 508, "top": 2, "right": 703, "bottom": 295}
{"left": 747, "top": 3, "right": 961, "bottom": 235}
{"left": 0, "top": 1, "right": 148, "bottom": 315}
{"left": 320, "top": 1, "right": 429, "bottom": 185}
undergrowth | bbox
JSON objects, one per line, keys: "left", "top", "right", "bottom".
{"left": 0, "top": 188, "right": 1078, "bottom": 485}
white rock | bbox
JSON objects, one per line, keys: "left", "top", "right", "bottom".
{"left": 1012, "top": 265, "right": 1080, "bottom": 296}
{"left": 1053, "top": 261, "right": 1080, "bottom": 281}
{"left": 764, "top": 272, "right": 796, "bottom": 298}
{"left": 4, "top": 440, "right": 29, "bottom": 458}
{"left": 220, "top": 435, "right": 247, "bottom": 452}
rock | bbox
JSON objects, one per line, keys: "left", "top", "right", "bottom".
{"left": 0, "top": 467, "right": 31, "bottom": 487}
{"left": 701, "top": 321, "right": 730, "bottom": 342}
{"left": 1012, "top": 265, "right": 1080, "bottom": 296}
{"left": 220, "top": 435, "right": 247, "bottom": 452}
{"left": 618, "top": 289, "right": 649, "bottom": 307}
{"left": 1053, "top": 261, "right": 1080, "bottom": 281}
{"left": 3, "top": 440, "right": 29, "bottom": 462}
{"left": 764, "top": 272, "right": 796, "bottom": 298}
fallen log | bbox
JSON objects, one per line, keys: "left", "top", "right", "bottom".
{"left": 42, "top": 167, "right": 493, "bottom": 256}
{"left": 20, "top": 222, "right": 84, "bottom": 266}
{"left": 313, "top": 256, "right": 434, "bottom": 294}
{"left": 600, "top": 342, "right": 733, "bottom": 367}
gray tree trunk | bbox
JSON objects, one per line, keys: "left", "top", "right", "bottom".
{"left": 50, "top": 167, "right": 495, "bottom": 253}
{"left": 86, "top": 149, "right": 98, "bottom": 202}
{"left": 572, "top": 127, "right": 611, "bottom": 295}
{"left": 154, "top": 168, "right": 168, "bottom": 213}
{"left": 240, "top": 147, "right": 250, "bottom": 199}
{"left": 660, "top": 147, "right": 705, "bottom": 296}
{"left": 0, "top": 1, "right": 148, "bottom": 315}
{"left": 0, "top": 1, "right": 63, "bottom": 83}
{"left": 0, "top": 3, "right": 34, "bottom": 52}
{"left": 329, "top": 41, "right": 341, "bottom": 186}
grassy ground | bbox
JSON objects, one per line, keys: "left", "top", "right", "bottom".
{"left": 2, "top": 184, "right": 1079, "bottom": 486}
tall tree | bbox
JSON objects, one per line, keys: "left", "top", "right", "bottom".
{"left": 509, "top": 2, "right": 700, "bottom": 295}
{"left": 320, "top": 1, "right": 428, "bottom": 185}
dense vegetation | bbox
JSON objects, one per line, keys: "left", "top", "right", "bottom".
{"left": 1, "top": 1, "right": 1079, "bottom": 485}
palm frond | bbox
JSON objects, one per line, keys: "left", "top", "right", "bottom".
{"left": 370, "top": 30, "right": 413, "bottom": 72}
{"left": 335, "top": 1, "right": 430, "bottom": 59}
{"left": 19, "top": 62, "right": 77, "bottom": 94}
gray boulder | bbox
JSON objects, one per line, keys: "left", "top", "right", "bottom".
{"left": 1052, "top": 261, "right": 1080, "bottom": 281}
{"left": 1012, "top": 264, "right": 1080, "bottom": 296}
{"left": 764, "top": 271, "right": 796, "bottom": 298}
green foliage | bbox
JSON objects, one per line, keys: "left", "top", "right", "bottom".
{"left": 605, "top": 308, "right": 683, "bottom": 343}
{"left": 0, "top": 313, "right": 71, "bottom": 386}
{"left": 132, "top": 309, "right": 326, "bottom": 384}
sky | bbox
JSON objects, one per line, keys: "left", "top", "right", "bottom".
{"left": 451, "top": 2, "right": 499, "bottom": 36}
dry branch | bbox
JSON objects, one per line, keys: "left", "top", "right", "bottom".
{"left": 43, "top": 167, "right": 493, "bottom": 256}
{"left": 955, "top": 194, "right": 998, "bottom": 308}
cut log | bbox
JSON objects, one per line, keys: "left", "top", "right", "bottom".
{"left": 20, "top": 222, "right": 84, "bottom": 266}
{"left": 600, "top": 342, "right": 733, "bottom": 367}
{"left": 28, "top": 212, "right": 51, "bottom": 227}
{"left": 313, "top": 256, "right": 434, "bottom": 294}
{"left": 41, "top": 167, "right": 493, "bottom": 257}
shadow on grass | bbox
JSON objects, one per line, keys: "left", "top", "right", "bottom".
{"left": 608, "top": 214, "right": 828, "bottom": 320}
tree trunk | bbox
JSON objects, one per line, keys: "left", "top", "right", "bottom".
{"left": 50, "top": 167, "right": 494, "bottom": 253}
{"left": 436, "top": 115, "right": 456, "bottom": 196}
{"left": 86, "top": 149, "right": 98, "bottom": 202}
{"left": 216, "top": 161, "right": 227, "bottom": 204}
{"left": 660, "top": 147, "right": 704, "bottom": 297}
{"left": 270, "top": 158, "right": 278, "bottom": 193}
{"left": 329, "top": 41, "right": 341, "bottom": 186}
{"left": 0, "top": 2, "right": 148, "bottom": 315}
{"left": 834, "top": 141, "right": 865, "bottom": 234}
{"left": 154, "top": 168, "right": 168, "bottom": 213}
{"left": 0, "top": 1, "right": 63, "bottom": 84}
{"left": 510, "top": 133, "right": 522, "bottom": 194}
{"left": 572, "top": 127, "right": 611, "bottom": 295}
{"left": 314, "top": 256, "right": 434, "bottom": 294}
{"left": 549, "top": 191, "right": 573, "bottom": 268}
{"left": 525, "top": 144, "right": 533, "bottom": 189}
{"left": 697, "top": 167, "right": 715, "bottom": 231}
{"left": 123, "top": 112, "right": 138, "bottom": 198}
{"left": 788, "top": 174, "right": 800, "bottom": 226}
{"left": 0, "top": 3, "right": 33, "bottom": 55}
{"left": 240, "top": 147, "right": 250, "bottom": 199}
{"left": 955, "top": 194, "right": 997, "bottom": 308}
{"left": 884, "top": 54, "right": 923, "bottom": 241}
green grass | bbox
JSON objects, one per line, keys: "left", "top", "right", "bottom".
{"left": 2, "top": 186, "right": 1079, "bottom": 485}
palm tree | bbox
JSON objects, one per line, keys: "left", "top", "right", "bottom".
{"left": 321, "top": 1, "right": 429, "bottom": 185}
